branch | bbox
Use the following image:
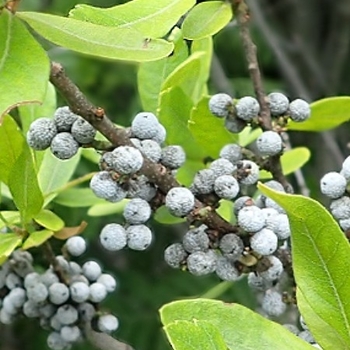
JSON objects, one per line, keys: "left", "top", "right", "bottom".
{"left": 49, "top": 62, "right": 236, "bottom": 234}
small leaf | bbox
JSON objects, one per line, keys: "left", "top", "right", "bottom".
{"left": 0, "top": 211, "right": 21, "bottom": 230}
{"left": 0, "top": 9, "right": 50, "bottom": 118}
{"left": 258, "top": 183, "right": 350, "bottom": 350}
{"left": 216, "top": 200, "right": 233, "bottom": 223}
{"left": 288, "top": 96, "right": 350, "bottom": 132}
{"left": 55, "top": 188, "right": 105, "bottom": 208}
{"left": 18, "top": 12, "right": 174, "bottom": 62}
{"left": 0, "top": 233, "right": 22, "bottom": 259}
{"left": 69, "top": 0, "right": 196, "bottom": 39}
{"left": 22, "top": 229, "right": 53, "bottom": 250}
{"left": 164, "top": 320, "right": 227, "bottom": 350}
{"left": 88, "top": 200, "right": 127, "bottom": 217}
{"left": 160, "top": 299, "right": 314, "bottom": 350}
{"left": 238, "top": 126, "right": 262, "bottom": 147}
{"left": 154, "top": 206, "right": 186, "bottom": 224}
{"left": 8, "top": 146, "right": 44, "bottom": 223}
{"left": 182, "top": 1, "right": 233, "bottom": 40}
{"left": 34, "top": 209, "right": 64, "bottom": 231}
{"left": 259, "top": 147, "right": 310, "bottom": 179}
{"left": 54, "top": 221, "right": 87, "bottom": 240}
{"left": 0, "top": 115, "right": 24, "bottom": 184}
{"left": 189, "top": 96, "right": 238, "bottom": 158}
{"left": 175, "top": 159, "right": 203, "bottom": 187}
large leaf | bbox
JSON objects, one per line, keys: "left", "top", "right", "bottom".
{"left": 69, "top": 0, "right": 196, "bottom": 39}
{"left": 22, "top": 229, "right": 53, "bottom": 250}
{"left": 258, "top": 183, "right": 350, "bottom": 350}
{"left": 8, "top": 147, "right": 44, "bottom": 223}
{"left": 158, "top": 87, "right": 205, "bottom": 160}
{"left": 0, "top": 9, "right": 49, "bottom": 118}
{"left": 34, "top": 209, "right": 64, "bottom": 231}
{"left": 88, "top": 200, "right": 127, "bottom": 217}
{"left": 189, "top": 96, "right": 238, "bottom": 158}
{"left": 18, "top": 12, "right": 173, "bottom": 62}
{"left": 54, "top": 188, "right": 105, "bottom": 208}
{"left": 154, "top": 206, "right": 186, "bottom": 224}
{"left": 288, "top": 97, "right": 350, "bottom": 132}
{"left": 0, "top": 211, "right": 21, "bottom": 230}
{"left": 138, "top": 27, "right": 189, "bottom": 113}
{"left": 0, "top": 233, "right": 22, "bottom": 263}
{"left": 259, "top": 147, "right": 310, "bottom": 179}
{"left": 182, "top": 1, "right": 233, "bottom": 40}
{"left": 160, "top": 299, "right": 314, "bottom": 350}
{"left": 164, "top": 320, "right": 227, "bottom": 350}
{"left": 0, "top": 115, "right": 24, "bottom": 184}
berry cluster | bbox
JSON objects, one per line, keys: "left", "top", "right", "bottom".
{"left": 27, "top": 106, "right": 96, "bottom": 160}
{"left": 0, "top": 237, "right": 118, "bottom": 350}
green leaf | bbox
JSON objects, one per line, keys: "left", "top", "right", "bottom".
{"left": 0, "top": 233, "right": 22, "bottom": 261}
{"left": 0, "top": 9, "right": 49, "bottom": 118}
{"left": 0, "top": 115, "right": 24, "bottom": 184}
{"left": 88, "top": 200, "right": 127, "bottom": 217}
{"left": 18, "top": 12, "right": 174, "bottom": 62}
{"left": 259, "top": 147, "right": 310, "bottom": 179}
{"left": 0, "top": 211, "right": 21, "bottom": 230}
{"left": 257, "top": 183, "right": 350, "bottom": 350}
{"left": 238, "top": 126, "right": 262, "bottom": 147}
{"left": 22, "top": 229, "right": 53, "bottom": 250}
{"left": 160, "top": 299, "right": 314, "bottom": 350}
{"left": 55, "top": 188, "right": 105, "bottom": 208}
{"left": 176, "top": 160, "right": 203, "bottom": 187}
{"left": 164, "top": 320, "right": 227, "bottom": 350}
{"left": 216, "top": 200, "right": 233, "bottom": 223}
{"left": 189, "top": 96, "right": 238, "bottom": 158}
{"left": 288, "top": 97, "right": 350, "bottom": 132}
{"left": 182, "top": 1, "right": 233, "bottom": 40}
{"left": 69, "top": 0, "right": 196, "bottom": 39}
{"left": 34, "top": 209, "right": 64, "bottom": 231}
{"left": 38, "top": 149, "right": 81, "bottom": 205}
{"left": 138, "top": 27, "right": 189, "bottom": 113}
{"left": 18, "top": 82, "right": 57, "bottom": 135}
{"left": 8, "top": 147, "right": 44, "bottom": 223}
{"left": 154, "top": 206, "right": 186, "bottom": 224}
{"left": 158, "top": 87, "right": 205, "bottom": 160}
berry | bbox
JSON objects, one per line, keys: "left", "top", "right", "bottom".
{"left": 268, "top": 92, "right": 289, "bottom": 115}
{"left": 82, "top": 261, "right": 102, "bottom": 281}
{"left": 237, "top": 206, "right": 266, "bottom": 232}
{"left": 0, "top": 308, "right": 14, "bottom": 324}
{"left": 214, "top": 175, "right": 240, "bottom": 199}
{"left": 224, "top": 116, "right": 246, "bottom": 133}
{"left": 262, "top": 289, "right": 286, "bottom": 316}
{"left": 50, "top": 132, "right": 79, "bottom": 160}
{"left": 47, "top": 331, "right": 70, "bottom": 350}
{"left": 235, "top": 96, "right": 260, "bottom": 121}
{"left": 60, "top": 325, "right": 81, "bottom": 343}
{"left": 100, "top": 223, "right": 127, "bottom": 251}
{"left": 259, "top": 256, "right": 283, "bottom": 281}
{"left": 268, "top": 213, "right": 291, "bottom": 239}
{"left": 215, "top": 256, "right": 240, "bottom": 281}
{"left": 208, "top": 93, "right": 233, "bottom": 118}
{"left": 283, "top": 324, "right": 300, "bottom": 335}
{"left": 77, "top": 302, "right": 96, "bottom": 321}
{"left": 97, "top": 314, "right": 119, "bottom": 333}
{"left": 53, "top": 106, "right": 79, "bottom": 132}
{"left": 127, "top": 175, "right": 157, "bottom": 202}
{"left": 341, "top": 155, "right": 350, "bottom": 181}
{"left": 233, "top": 196, "right": 255, "bottom": 216}
{"left": 247, "top": 272, "right": 272, "bottom": 291}
{"left": 111, "top": 146, "right": 143, "bottom": 174}
{"left": 330, "top": 196, "right": 350, "bottom": 220}
{"left": 24, "top": 272, "right": 40, "bottom": 289}
{"left": 27, "top": 117, "right": 57, "bottom": 150}
{"left": 219, "top": 144, "right": 242, "bottom": 164}
{"left": 339, "top": 218, "right": 350, "bottom": 231}
{"left": 70, "top": 281, "right": 90, "bottom": 303}
{"left": 187, "top": 250, "right": 217, "bottom": 276}
{"left": 97, "top": 273, "right": 117, "bottom": 293}
{"left": 41, "top": 270, "right": 59, "bottom": 287}
{"left": 256, "top": 131, "right": 283, "bottom": 156}
{"left": 209, "top": 158, "right": 235, "bottom": 177}
{"left": 23, "top": 300, "right": 40, "bottom": 318}
{"left": 131, "top": 112, "right": 160, "bottom": 139}
{"left": 137, "top": 139, "right": 162, "bottom": 162}
{"left": 151, "top": 123, "right": 167, "bottom": 144}
{"left": 164, "top": 243, "right": 188, "bottom": 268}
{"left": 89, "top": 282, "right": 107, "bottom": 303}
{"left": 161, "top": 145, "right": 186, "bottom": 169}
{"left": 71, "top": 117, "right": 96, "bottom": 144}
{"left": 265, "top": 197, "right": 286, "bottom": 214}
{"left": 219, "top": 233, "right": 244, "bottom": 260}
{"left": 8, "top": 287, "right": 26, "bottom": 308}
{"left": 165, "top": 187, "right": 195, "bottom": 217}
{"left": 298, "top": 330, "right": 315, "bottom": 344}
{"left": 90, "top": 171, "right": 127, "bottom": 202}
{"left": 250, "top": 228, "right": 278, "bottom": 255}
{"left": 56, "top": 304, "right": 78, "bottom": 325}
{"left": 182, "top": 225, "right": 209, "bottom": 253}
{"left": 237, "top": 160, "right": 260, "bottom": 185}
{"left": 289, "top": 99, "right": 311, "bottom": 122}
{"left": 320, "top": 172, "right": 347, "bottom": 199}
{"left": 191, "top": 169, "right": 216, "bottom": 194}
{"left": 49, "top": 283, "right": 70, "bottom": 305}
{"left": 123, "top": 198, "right": 151, "bottom": 224}
{"left": 65, "top": 236, "right": 86, "bottom": 257}
{"left": 5, "top": 272, "right": 22, "bottom": 289}
{"left": 27, "top": 282, "right": 48, "bottom": 304}
{"left": 126, "top": 224, "right": 153, "bottom": 250}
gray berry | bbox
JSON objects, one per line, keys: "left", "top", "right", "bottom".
{"left": 70, "top": 281, "right": 90, "bottom": 303}
{"left": 161, "top": 145, "right": 186, "bottom": 169}
{"left": 289, "top": 99, "right": 311, "bottom": 122}
{"left": 50, "top": 132, "right": 79, "bottom": 160}
{"left": 111, "top": 146, "right": 143, "bottom": 174}
{"left": 268, "top": 92, "right": 289, "bottom": 115}
{"left": 247, "top": 272, "right": 273, "bottom": 291}
{"left": 233, "top": 196, "right": 255, "bottom": 216}
{"left": 127, "top": 175, "right": 157, "bottom": 202}
{"left": 224, "top": 116, "right": 246, "bottom": 133}
{"left": 164, "top": 243, "right": 188, "bottom": 268}
{"left": 191, "top": 169, "right": 216, "bottom": 194}
{"left": 250, "top": 228, "right": 278, "bottom": 255}
{"left": 60, "top": 325, "right": 81, "bottom": 343}
{"left": 238, "top": 206, "right": 266, "bottom": 232}
{"left": 49, "top": 282, "right": 70, "bottom": 305}
{"left": 165, "top": 187, "right": 195, "bottom": 217}
{"left": 320, "top": 172, "right": 347, "bottom": 199}
{"left": 123, "top": 198, "right": 151, "bottom": 224}
{"left": 219, "top": 233, "right": 244, "bottom": 260}
{"left": 256, "top": 131, "right": 283, "bottom": 156}
{"left": 78, "top": 302, "right": 96, "bottom": 321}
{"left": 151, "top": 123, "right": 167, "bottom": 144}
{"left": 341, "top": 155, "right": 350, "bottom": 181}
{"left": 100, "top": 223, "right": 127, "bottom": 251}
{"left": 27, "top": 117, "right": 57, "bottom": 150}
{"left": 187, "top": 250, "right": 217, "bottom": 276}
{"left": 97, "top": 274, "right": 117, "bottom": 293}
{"left": 65, "top": 236, "right": 86, "bottom": 257}
{"left": 330, "top": 196, "right": 350, "bottom": 220}
{"left": 215, "top": 256, "right": 240, "bottom": 281}
{"left": 137, "top": 139, "right": 162, "bottom": 162}
{"left": 262, "top": 289, "right": 286, "bottom": 316}
{"left": 182, "top": 225, "right": 209, "bottom": 253}
{"left": 27, "top": 282, "right": 48, "bottom": 304}
{"left": 126, "top": 224, "right": 153, "bottom": 250}
{"left": 71, "top": 117, "right": 96, "bottom": 144}
{"left": 235, "top": 96, "right": 260, "bottom": 121}
{"left": 98, "top": 314, "right": 119, "bottom": 333}
{"left": 131, "top": 112, "right": 160, "bottom": 139}
{"left": 56, "top": 304, "right": 78, "bottom": 325}
{"left": 208, "top": 93, "right": 233, "bottom": 118}
{"left": 238, "top": 160, "right": 260, "bottom": 185}
{"left": 89, "top": 282, "right": 107, "bottom": 303}
{"left": 219, "top": 144, "right": 242, "bottom": 164}
{"left": 82, "top": 261, "right": 102, "bottom": 281}
{"left": 47, "top": 331, "right": 70, "bottom": 350}
{"left": 53, "top": 106, "right": 79, "bottom": 132}
{"left": 209, "top": 158, "right": 236, "bottom": 177}
{"left": 214, "top": 175, "right": 240, "bottom": 199}
{"left": 259, "top": 255, "right": 283, "bottom": 281}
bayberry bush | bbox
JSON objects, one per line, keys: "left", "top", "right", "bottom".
{"left": 1, "top": 0, "right": 350, "bottom": 350}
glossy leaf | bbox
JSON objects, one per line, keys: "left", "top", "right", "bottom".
{"left": 216, "top": 200, "right": 233, "bottom": 223}
{"left": 54, "top": 221, "right": 87, "bottom": 240}
{"left": 55, "top": 188, "right": 105, "bottom": 208}
{"left": 182, "top": 1, "right": 233, "bottom": 40}
{"left": 8, "top": 147, "right": 43, "bottom": 223}
{"left": 238, "top": 126, "right": 262, "bottom": 147}
{"left": 259, "top": 147, "right": 310, "bottom": 179}
{"left": 0, "top": 233, "right": 22, "bottom": 261}
{"left": 22, "top": 229, "right": 53, "bottom": 250}
{"left": 258, "top": 183, "right": 350, "bottom": 350}
{"left": 0, "top": 9, "right": 49, "bottom": 118}
{"left": 154, "top": 206, "right": 186, "bottom": 224}
{"left": 164, "top": 320, "right": 227, "bottom": 350}
{"left": 138, "top": 27, "right": 189, "bottom": 113}
{"left": 69, "top": 0, "right": 196, "bottom": 38}
{"left": 34, "top": 209, "right": 64, "bottom": 231}
{"left": 189, "top": 96, "right": 238, "bottom": 158}
{"left": 288, "top": 96, "right": 350, "bottom": 132}
{"left": 158, "top": 87, "right": 205, "bottom": 160}
{"left": 88, "top": 200, "right": 127, "bottom": 217}
{"left": 0, "top": 211, "right": 21, "bottom": 230}
{"left": 0, "top": 115, "right": 24, "bottom": 184}
{"left": 18, "top": 12, "right": 174, "bottom": 62}
{"left": 160, "top": 299, "right": 314, "bottom": 350}
{"left": 176, "top": 159, "right": 203, "bottom": 187}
